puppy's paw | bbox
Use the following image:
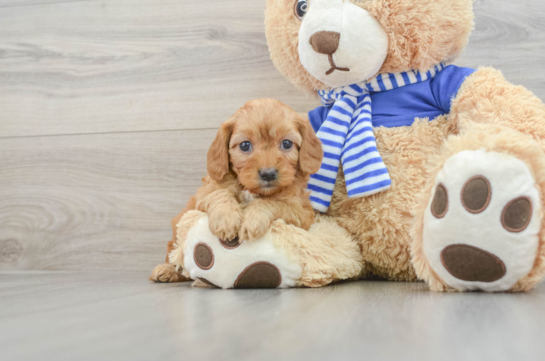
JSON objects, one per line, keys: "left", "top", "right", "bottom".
{"left": 208, "top": 206, "right": 243, "bottom": 241}
{"left": 150, "top": 263, "right": 188, "bottom": 283}
{"left": 239, "top": 210, "right": 273, "bottom": 241}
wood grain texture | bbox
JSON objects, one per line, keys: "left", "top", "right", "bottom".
{"left": 2, "top": 271, "right": 545, "bottom": 361}
{"left": 0, "top": 0, "right": 318, "bottom": 138}
{"left": 0, "top": 0, "right": 92, "bottom": 8}
{"left": 0, "top": 129, "right": 215, "bottom": 271}
{"left": 0, "top": 0, "right": 544, "bottom": 271}
{"left": 1, "top": 0, "right": 541, "bottom": 138}
{"left": 458, "top": 0, "right": 545, "bottom": 98}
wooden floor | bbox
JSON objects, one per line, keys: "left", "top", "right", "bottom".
{"left": 2, "top": 271, "right": 545, "bottom": 361}
{"left": 1, "top": 0, "right": 545, "bottom": 360}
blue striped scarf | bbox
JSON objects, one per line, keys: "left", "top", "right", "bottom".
{"left": 308, "top": 63, "right": 446, "bottom": 212}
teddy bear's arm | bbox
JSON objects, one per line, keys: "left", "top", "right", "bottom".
{"left": 450, "top": 67, "right": 545, "bottom": 145}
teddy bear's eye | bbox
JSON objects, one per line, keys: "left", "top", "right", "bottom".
{"left": 294, "top": 0, "right": 308, "bottom": 20}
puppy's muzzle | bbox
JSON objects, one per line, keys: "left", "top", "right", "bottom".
{"left": 259, "top": 168, "right": 278, "bottom": 183}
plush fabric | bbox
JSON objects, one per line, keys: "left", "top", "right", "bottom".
{"left": 263, "top": 0, "right": 545, "bottom": 292}
{"left": 159, "top": 0, "right": 545, "bottom": 292}
{"left": 423, "top": 149, "right": 541, "bottom": 292}
{"left": 297, "top": 0, "right": 389, "bottom": 88}
{"left": 170, "top": 211, "right": 364, "bottom": 288}
{"left": 309, "top": 64, "right": 453, "bottom": 211}
{"left": 171, "top": 212, "right": 303, "bottom": 289}
{"left": 411, "top": 68, "right": 545, "bottom": 292}
{"left": 265, "top": 0, "right": 474, "bottom": 93}
{"left": 309, "top": 65, "right": 476, "bottom": 130}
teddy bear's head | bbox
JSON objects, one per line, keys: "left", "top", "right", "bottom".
{"left": 265, "top": 0, "right": 474, "bottom": 91}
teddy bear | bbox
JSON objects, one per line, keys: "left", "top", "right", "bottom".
{"left": 151, "top": 0, "right": 545, "bottom": 292}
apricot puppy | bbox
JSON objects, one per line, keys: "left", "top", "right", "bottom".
{"left": 150, "top": 98, "right": 323, "bottom": 282}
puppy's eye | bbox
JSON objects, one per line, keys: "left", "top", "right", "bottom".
{"left": 239, "top": 141, "right": 252, "bottom": 152}
{"left": 281, "top": 140, "right": 293, "bottom": 150}
{"left": 294, "top": 0, "right": 308, "bottom": 20}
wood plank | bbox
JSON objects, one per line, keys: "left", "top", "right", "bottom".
{"left": 458, "top": 0, "right": 545, "bottom": 97}
{"left": 0, "top": 129, "right": 215, "bottom": 271}
{"left": 0, "top": 0, "right": 92, "bottom": 8}
{"left": 0, "top": 0, "right": 319, "bottom": 138}
{"left": 1, "top": 0, "right": 544, "bottom": 138}
{"left": 1, "top": 271, "right": 545, "bottom": 361}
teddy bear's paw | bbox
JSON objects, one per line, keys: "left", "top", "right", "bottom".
{"left": 181, "top": 215, "right": 302, "bottom": 289}
{"left": 423, "top": 150, "right": 542, "bottom": 292}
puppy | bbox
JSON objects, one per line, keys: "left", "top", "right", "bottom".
{"left": 150, "top": 98, "right": 323, "bottom": 282}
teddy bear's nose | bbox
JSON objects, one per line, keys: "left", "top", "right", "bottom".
{"left": 309, "top": 31, "right": 341, "bottom": 55}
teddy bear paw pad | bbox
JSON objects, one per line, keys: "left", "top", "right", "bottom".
{"left": 182, "top": 216, "right": 302, "bottom": 289}
{"left": 423, "top": 150, "right": 542, "bottom": 292}
{"left": 234, "top": 262, "right": 282, "bottom": 289}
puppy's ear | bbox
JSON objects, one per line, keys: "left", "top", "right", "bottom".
{"left": 296, "top": 114, "right": 323, "bottom": 175}
{"left": 207, "top": 115, "right": 236, "bottom": 181}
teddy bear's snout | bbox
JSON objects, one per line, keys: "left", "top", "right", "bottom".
{"left": 295, "top": 0, "right": 389, "bottom": 88}
{"left": 309, "top": 31, "right": 340, "bottom": 55}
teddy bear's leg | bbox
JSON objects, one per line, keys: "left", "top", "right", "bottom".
{"left": 269, "top": 214, "right": 364, "bottom": 287}
{"left": 169, "top": 211, "right": 363, "bottom": 289}
{"left": 168, "top": 210, "right": 303, "bottom": 288}
{"left": 411, "top": 126, "right": 545, "bottom": 292}
{"left": 450, "top": 67, "right": 545, "bottom": 144}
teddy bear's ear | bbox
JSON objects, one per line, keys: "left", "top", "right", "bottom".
{"left": 296, "top": 115, "right": 323, "bottom": 175}
{"left": 207, "top": 115, "right": 236, "bottom": 181}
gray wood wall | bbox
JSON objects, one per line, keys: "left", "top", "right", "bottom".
{"left": 1, "top": 0, "right": 544, "bottom": 272}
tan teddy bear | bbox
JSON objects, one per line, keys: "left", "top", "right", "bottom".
{"left": 152, "top": 0, "right": 545, "bottom": 292}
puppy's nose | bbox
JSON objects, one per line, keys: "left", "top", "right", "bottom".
{"left": 259, "top": 168, "right": 278, "bottom": 182}
{"left": 309, "top": 31, "right": 341, "bottom": 55}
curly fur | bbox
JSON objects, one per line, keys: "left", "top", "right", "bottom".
{"left": 151, "top": 99, "right": 323, "bottom": 282}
